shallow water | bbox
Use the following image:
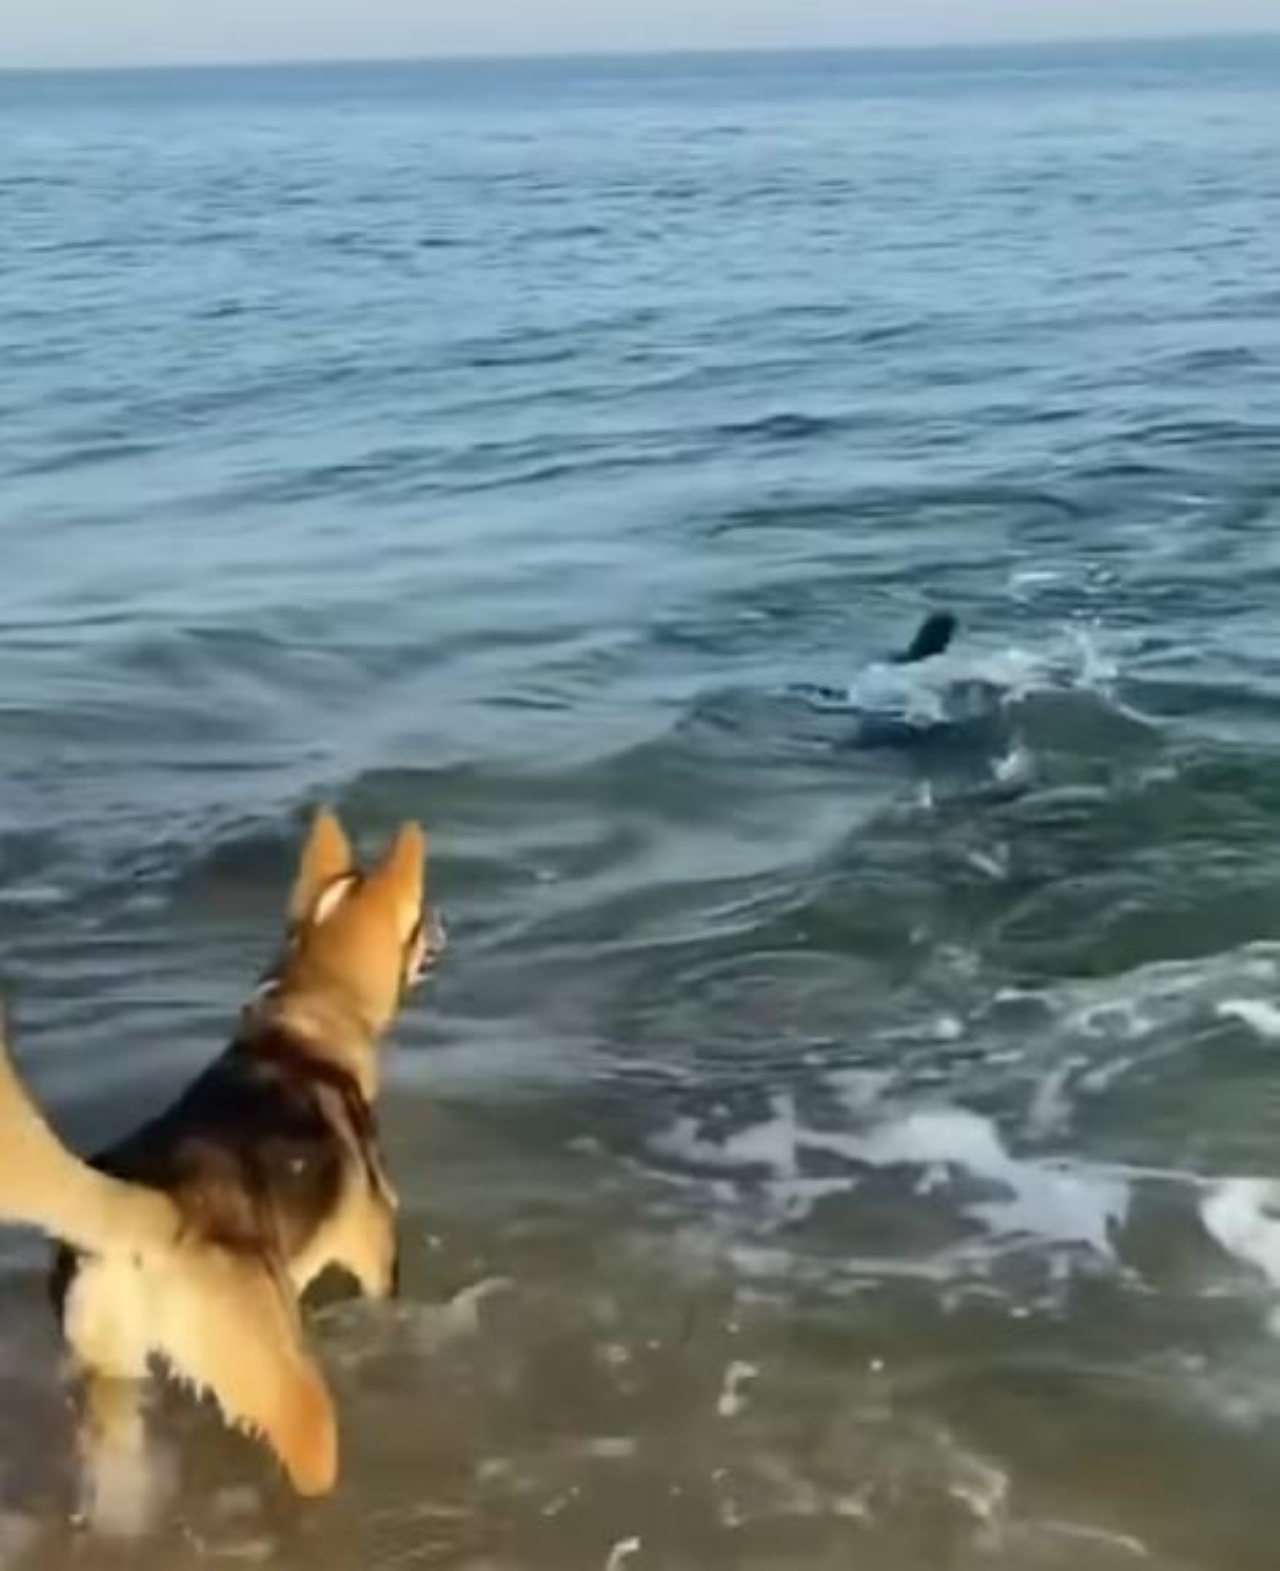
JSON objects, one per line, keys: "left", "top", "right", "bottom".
{"left": 4, "top": 37, "right": 1280, "bottom": 1568}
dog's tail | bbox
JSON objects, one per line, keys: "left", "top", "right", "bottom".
{"left": 149, "top": 1250, "right": 338, "bottom": 1495}
{"left": 0, "top": 1005, "right": 179, "bottom": 1257}
{"left": 892, "top": 610, "right": 959, "bottom": 666}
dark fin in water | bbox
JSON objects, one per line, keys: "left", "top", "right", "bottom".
{"left": 892, "top": 611, "right": 958, "bottom": 666}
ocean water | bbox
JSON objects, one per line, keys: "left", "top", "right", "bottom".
{"left": 3, "top": 35, "right": 1280, "bottom": 1569}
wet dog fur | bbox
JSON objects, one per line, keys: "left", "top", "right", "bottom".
{"left": 0, "top": 808, "right": 443, "bottom": 1520}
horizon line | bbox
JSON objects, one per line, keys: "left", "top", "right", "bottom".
{"left": 1, "top": 26, "right": 1277, "bottom": 78}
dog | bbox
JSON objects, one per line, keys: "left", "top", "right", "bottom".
{"left": 0, "top": 807, "right": 444, "bottom": 1525}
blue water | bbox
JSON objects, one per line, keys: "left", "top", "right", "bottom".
{"left": 4, "top": 37, "right": 1280, "bottom": 1569}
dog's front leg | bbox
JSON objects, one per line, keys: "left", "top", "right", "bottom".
{"left": 333, "top": 1186, "right": 400, "bottom": 1302}
{"left": 387, "top": 1231, "right": 401, "bottom": 1300}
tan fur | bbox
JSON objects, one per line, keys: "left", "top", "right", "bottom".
{"left": 0, "top": 809, "right": 441, "bottom": 1517}
{"left": 0, "top": 1016, "right": 180, "bottom": 1257}
{"left": 64, "top": 1247, "right": 338, "bottom": 1496}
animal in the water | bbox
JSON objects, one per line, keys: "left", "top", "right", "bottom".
{"left": 888, "top": 609, "right": 959, "bottom": 667}
{"left": 794, "top": 610, "right": 1014, "bottom": 755}
{"left": 0, "top": 808, "right": 445, "bottom": 1529}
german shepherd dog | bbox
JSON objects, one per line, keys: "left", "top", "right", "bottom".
{"left": 0, "top": 808, "right": 444, "bottom": 1524}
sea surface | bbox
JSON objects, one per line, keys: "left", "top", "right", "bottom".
{"left": 3, "top": 35, "right": 1280, "bottom": 1569}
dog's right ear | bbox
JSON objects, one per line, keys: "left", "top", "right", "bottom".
{"left": 370, "top": 822, "right": 427, "bottom": 941}
{"left": 289, "top": 808, "right": 356, "bottom": 926}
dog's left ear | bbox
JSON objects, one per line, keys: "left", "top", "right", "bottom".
{"left": 370, "top": 822, "right": 426, "bottom": 938}
{"left": 289, "top": 807, "right": 356, "bottom": 926}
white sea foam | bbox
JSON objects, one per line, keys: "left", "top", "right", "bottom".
{"left": 1202, "top": 1179, "right": 1280, "bottom": 1294}
{"left": 1216, "top": 998, "right": 1280, "bottom": 1041}
{"left": 651, "top": 943, "right": 1280, "bottom": 1306}
{"left": 819, "top": 1103, "right": 1129, "bottom": 1256}
{"left": 603, "top": 1535, "right": 642, "bottom": 1571}
{"left": 652, "top": 1092, "right": 1128, "bottom": 1261}
{"left": 979, "top": 944, "right": 1280, "bottom": 1123}
{"left": 716, "top": 1359, "right": 760, "bottom": 1418}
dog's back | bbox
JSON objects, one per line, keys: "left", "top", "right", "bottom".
{"left": 49, "top": 1028, "right": 369, "bottom": 1315}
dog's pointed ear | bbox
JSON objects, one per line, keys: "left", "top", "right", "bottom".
{"left": 290, "top": 807, "right": 356, "bottom": 926}
{"left": 371, "top": 822, "right": 426, "bottom": 937}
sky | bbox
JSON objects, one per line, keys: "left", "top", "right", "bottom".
{"left": 1, "top": 0, "right": 1279, "bottom": 70}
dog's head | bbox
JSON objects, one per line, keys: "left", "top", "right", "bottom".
{"left": 274, "top": 807, "right": 445, "bottom": 1038}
